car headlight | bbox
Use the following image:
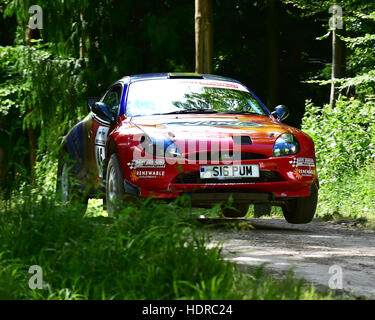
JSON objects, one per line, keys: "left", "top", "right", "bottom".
{"left": 141, "top": 135, "right": 182, "bottom": 158}
{"left": 273, "top": 133, "right": 300, "bottom": 157}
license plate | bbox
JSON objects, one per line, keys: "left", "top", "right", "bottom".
{"left": 200, "top": 165, "right": 260, "bottom": 179}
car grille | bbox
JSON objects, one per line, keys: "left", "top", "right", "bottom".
{"left": 173, "top": 170, "right": 284, "bottom": 184}
{"left": 184, "top": 151, "right": 268, "bottom": 162}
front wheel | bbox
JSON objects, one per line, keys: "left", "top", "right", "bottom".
{"left": 282, "top": 181, "right": 319, "bottom": 224}
{"left": 106, "top": 153, "right": 128, "bottom": 216}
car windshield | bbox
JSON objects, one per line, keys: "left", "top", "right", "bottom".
{"left": 126, "top": 79, "right": 268, "bottom": 117}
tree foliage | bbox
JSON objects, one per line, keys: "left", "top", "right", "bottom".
{"left": 1, "top": 0, "right": 374, "bottom": 194}
{"left": 287, "top": 0, "right": 375, "bottom": 99}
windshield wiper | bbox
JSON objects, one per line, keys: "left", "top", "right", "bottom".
{"left": 163, "top": 109, "right": 218, "bottom": 115}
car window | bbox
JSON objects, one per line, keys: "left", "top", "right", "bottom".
{"left": 102, "top": 84, "right": 123, "bottom": 118}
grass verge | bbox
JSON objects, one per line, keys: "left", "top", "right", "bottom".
{"left": 0, "top": 191, "right": 338, "bottom": 300}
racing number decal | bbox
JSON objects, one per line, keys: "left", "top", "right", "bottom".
{"left": 95, "top": 126, "right": 109, "bottom": 178}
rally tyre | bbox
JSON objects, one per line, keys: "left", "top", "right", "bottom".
{"left": 56, "top": 150, "right": 88, "bottom": 214}
{"left": 282, "top": 181, "right": 319, "bottom": 224}
{"left": 223, "top": 204, "right": 249, "bottom": 218}
{"left": 254, "top": 204, "right": 272, "bottom": 218}
{"left": 106, "top": 153, "right": 127, "bottom": 216}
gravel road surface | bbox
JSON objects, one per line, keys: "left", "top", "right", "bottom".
{"left": 204, "top": 218, "right": 375, "bottom": 299}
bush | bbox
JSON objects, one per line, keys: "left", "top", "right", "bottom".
{"left": 302, "top": 97, "right": 375, "bottom": 219}
{"left": 302, "top": 97, "right": 375, "bottom": 184}
{"left": 315, "top": 165, "right": 375, "bottom": 220}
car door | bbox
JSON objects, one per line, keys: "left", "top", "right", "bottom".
{"left": 91, "top": 84, "right": 123, "bottom": 180}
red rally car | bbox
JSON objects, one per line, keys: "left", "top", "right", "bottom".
{"left": 57, "top": 73, "right": 318, "bottom": 224}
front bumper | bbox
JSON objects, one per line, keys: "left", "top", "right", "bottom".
{"left": 123, "top": 154, "right": 317, "bottom": 201}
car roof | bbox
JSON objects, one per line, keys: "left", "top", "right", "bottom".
{"left": 117, "top": 73, "right": 243, "bottom": 85}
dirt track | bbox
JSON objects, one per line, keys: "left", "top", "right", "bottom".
{"left": 204, "top": 218, "right": 375, "bottom": 299}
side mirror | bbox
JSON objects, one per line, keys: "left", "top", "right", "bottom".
{"left": 87, "top": 97, "right": 100, "bottom": 113}
{"left": 271, "top": 105, "right": 289, "bottom": 121}
{"left": 92, "top": 102, "right": 116, "bottom": 125}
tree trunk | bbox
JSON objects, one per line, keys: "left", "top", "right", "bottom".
{"left": 267, "top": 0, "right": 279, "bottom": 109}
{"left": 0, "top": 117, "right": 6, "bottom": 192}
{"left": 195, "top": 0, "right": 213, "bottom": 74}
{"left": 25, "top": 18, "right": 40, "bottom": 46}
{"left": 28, "top": 126, "right": 37, "bottom": 183}
{"left": 330, "top": 26, "right": 346, "bottom": 108}
{"left": 79, "top": 13, "right": 86, "bottom": 59}
{"left": 26, "top": 20, "right": 40, "bottom": 184}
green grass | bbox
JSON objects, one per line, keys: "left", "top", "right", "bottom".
{"left": 315, "top": 165, "right": 375, "bottom": 228}
{"left": 0, "top": 189, "right": 340, "bottom": 300}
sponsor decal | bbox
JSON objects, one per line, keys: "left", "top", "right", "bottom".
{"left": 180, "top": 80, "right": 242, "bottom": 90}
{"left": 290, "top": 157, "right": 316, "bottom": 179}
{"left": 127, "top": 159, "right": 166, "bottom": 169}
{"left": 95, "top": 126, "right": 109, "bottom": 146}
{"left": 165, "top": 120, "right": 263, "bottom": 128}
{"left": 130, "top": 170, "right": 139, "bottom": 183}
{"left": 130, "top": 168, "right": 165, "bottom": 182}
{"left": 290, "top": 157, "right": 315, "bottom": 168}
{"left": 293, "top": 168, "right": 316, "bottom": 180}
{"left": 95, "top": 126, "right": 109, "bottom": 178}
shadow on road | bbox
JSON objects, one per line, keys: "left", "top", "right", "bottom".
{"left": 197, "top": 217, "right": 307, "bottom": 232}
